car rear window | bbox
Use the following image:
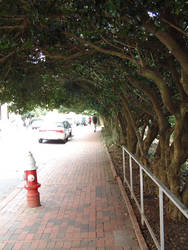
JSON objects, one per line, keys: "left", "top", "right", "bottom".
{"left": 40, "top": 122, "right": 64, "bottom": 129}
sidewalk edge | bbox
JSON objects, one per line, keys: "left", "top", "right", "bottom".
{"left": 104, "top": 144, "right": 148, "bottom": 250}
{"left": 0, "top": 184, "right": 24, "bottom": 211}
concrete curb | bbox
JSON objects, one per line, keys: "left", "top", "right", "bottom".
{"left": 0, "top": 185, "right": 24, "bottom": 211}
{"left": 104, "top": 144, "right": 148, "bottom": 250}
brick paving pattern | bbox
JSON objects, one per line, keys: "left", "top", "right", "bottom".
{"left": 0, "top": 129, "right": 140, "bottom": 249}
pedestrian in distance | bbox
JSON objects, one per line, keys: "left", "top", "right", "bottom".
{"left": 92, "top": 114, "right": 98, "bottom": 132}
{"left": 88, "top": 117, "right": 92, "bottom": 125}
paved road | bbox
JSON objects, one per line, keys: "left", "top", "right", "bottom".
{"left": 0, "top": 126, "right": 27, "bottom": 202}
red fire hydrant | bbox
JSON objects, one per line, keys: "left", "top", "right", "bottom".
{"left": 24, "top": 151, "right": 41, "bottom": 208}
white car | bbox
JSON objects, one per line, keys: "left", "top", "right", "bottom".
{"left": 31, "top": 119, "right": 43, "bottom": 130}
{"left": 38, "top": 121, "right": 69, "bottom": 143}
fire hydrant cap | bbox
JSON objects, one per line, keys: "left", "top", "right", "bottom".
{"left": 25, "top": 151, "right": 38, "bottom": 170}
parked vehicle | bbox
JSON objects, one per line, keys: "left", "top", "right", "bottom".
{"left": 76, "top": 120, "right": 80, "bottom": 126}
{"left": 31, "top": 119, "right": 43, "bottom": 130}
{"left": 38, "top": 121, "right": 70, "bottom": 143}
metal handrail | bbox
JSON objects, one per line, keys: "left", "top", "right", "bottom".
{"left": 122, "top": 145, "right": 188, "bottom": 250}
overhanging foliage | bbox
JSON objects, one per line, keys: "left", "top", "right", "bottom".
{"left": 0, "top": 0, "right": 188, "bottom": 220}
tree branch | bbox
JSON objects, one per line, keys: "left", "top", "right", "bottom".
{"left": 0, "top": 50, "right": 16, "bottom": 63}
{"left": 128, "top": 76, "right": 168, "bottom": 130}
{"left": 140, "top": 67, "right": 177, "bottom": 114}
{"left": 0, "top": 25, "right": 25, "bottom": 30}
{"left": 101, "top": 35, "right": 124, "bottom": 52}
{"left": 161, "top": 18, "right": 188, "bottom": 37}
{"left": 42, "top": 49, "right": 95, "bottom": 61}
{"left": 64, "top": 33, "right": 139, "bottom": 65}
{"left": 144, "top": 21, "right": 188, "bottom": 72}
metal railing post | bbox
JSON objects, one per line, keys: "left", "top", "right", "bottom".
{"left": 129, "top": 155, "right": 133, "bottom": 197}
{"left": 140, "top": 167, "right": 144, "bottom": 226}
{"left": 159, "top": 187, "right": 165, "bottom": 250}
{"left": 122, "top": 147, "right": 126, "bottom": 183}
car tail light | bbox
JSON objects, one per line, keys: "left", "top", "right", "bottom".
{"left": 39, "top": 129, "right": 64, "bottom": 133}
{"left": 55, "top": 130, "right": 64, "bottom": 133}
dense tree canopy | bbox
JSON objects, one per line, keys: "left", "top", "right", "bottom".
{"left": 0, "top": 0, "right": 188, "bottom": 220}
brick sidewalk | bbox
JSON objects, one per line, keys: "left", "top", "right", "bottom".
{"left": 0, "top": 129, "right": 143, "bottom": 250}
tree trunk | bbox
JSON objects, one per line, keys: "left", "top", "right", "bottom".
{"left": 117, "top": 111, "right": 127, "bottom": 145}
{"left": 143, "top": 124, "right": 158, "bottom": 155}
{"left": 126, "top": 122, "right": 137, "bottom": 154}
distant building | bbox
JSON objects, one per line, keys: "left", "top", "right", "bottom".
{"left": 0, "top": 103, "right": 9, "bottom": 120}
{"left": 0, "top": 103, "right": 23, "bottom": 131}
